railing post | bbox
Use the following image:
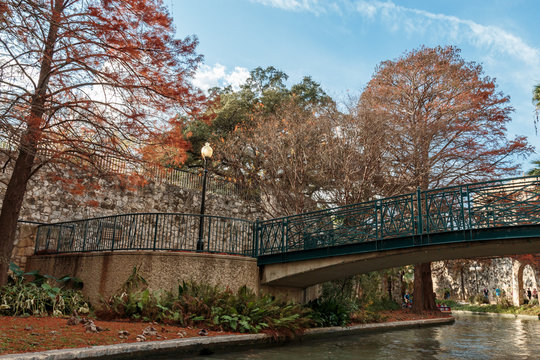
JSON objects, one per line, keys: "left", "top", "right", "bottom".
{"left": 410, "top": 194, "right": 415, "bottom": 235}
{"left": 153, "top": 214, "right": 159, "bottom": 251}
{"left": 282, "top": 219, "right": 288, "bottom": 253}
{"left": 460, "top": 185, "right": 466, "bottom": 231}
{"left": 466, "top": 185, "right": 473, "bottom": 231}
{"left": 253, "top": 219, "right": 260, "bottom": 257}
{"left": 57, "top": 224, "right": 63, "bottom": 252}
{"left": 374, "top": 201, "right": 380, "bottom": 240}
{"left": 424, "top": 191, "right": 430, "bottom": 234}
{"left": 416, "top": 187, "right": 423, "bottom": 235}
{"left": 45, "top": 228, "right": 52, "bottom": 252}
{"left": 207, "top": 217, "right": 212, "bottom": 251}
{"left": 111, "top": 216, "right": 118, "bottom": 251}
{"left": 82, "top": 220, "right": 88, "bottom": 252}
{"left": 34, "top": 226, "right": 41, "bottom": 254}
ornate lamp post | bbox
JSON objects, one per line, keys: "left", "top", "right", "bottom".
{"left": 197, "top": 142, "right": 213, "bottom": 251}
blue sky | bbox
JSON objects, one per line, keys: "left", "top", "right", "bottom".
{"left": 170, "top": 0, "right": 540, "bottom": 171}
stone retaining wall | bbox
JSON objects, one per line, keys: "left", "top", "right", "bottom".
{"left": 25, "top": 251, "right": 259, "bottom": 305}
{"left": 1, "top": 160, "right": 263, "bottom": 269}
{"left": 10, "top": 224, "right": 39, "bottom": 271}
{"left": 0, "top": 169, "right": 261, "bottom": 224}
{"left": 432, "top": 258, "right": 539, "bottom": 306}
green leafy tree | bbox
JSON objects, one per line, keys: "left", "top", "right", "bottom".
{"left": 527, "top": 160, "right": 540, "bottom": 176}
{"left": 184, "top": 67, "right": 332, "bottom": 166}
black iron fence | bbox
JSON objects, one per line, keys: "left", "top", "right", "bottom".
{"left": 34, "top": 213, "right": 255, "bottom": 256}
{"left": 0, "top": 141, "right": 254, "bottom": 201}
{"left": 32, "top": 176, "right": 540, "bottom": 260}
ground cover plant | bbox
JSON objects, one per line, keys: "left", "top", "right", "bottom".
{"left": 0, "top": 266, "right": 452, "bottom": 355}
{"left": 0, "top": 264, "right": 88, "bottom": 317}
{"left": 0, "top": 309, "right": 450, "bottom": 356}
{"left": 308, "top": 275, "right": 401, "bottom": 327}
{"left": 0, "top": 316, "right": 231, "bottom": 355}
{"left": 97, "top": 268, "right": 311, "bottom": 335}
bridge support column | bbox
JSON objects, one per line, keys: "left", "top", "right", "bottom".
{"left": 260, "top": 284, "right": 321, "bottom": 303}
{"left": 511, "top": 259, "right": 524, "bottom": 306}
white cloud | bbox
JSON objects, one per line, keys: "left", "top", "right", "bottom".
{"left": 193, "top": 64, "right": 250, "bottom": 92}
{"left": 355, "top": 1, "right": 378, "bottom": 19}
{"left": 226, "top": 66, "right": 250, "bottom": 90}
{"left": 252, "top": 0, "right": 540, "bottom": 68}
{"left": 250, "top": 0, "right": 325, "bottom": 14}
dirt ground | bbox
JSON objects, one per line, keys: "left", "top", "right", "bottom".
{"left": 0, "top": 310, "right": 452, "bottom": 355}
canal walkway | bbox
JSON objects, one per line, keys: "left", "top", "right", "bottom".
{"left": 0, "top": 317, "right": 454, "bottom": 360}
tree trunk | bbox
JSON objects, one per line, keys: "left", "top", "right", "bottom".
{"left": 0, "top": 0, "right": 63, "bottom": 285}
{"left": 411, "top": 262, "right": 438, "bottom": 313}
{"left": 0, "top": 148, "right": 36, "bottom": 285}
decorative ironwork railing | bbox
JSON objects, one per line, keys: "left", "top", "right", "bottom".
{"left": 32, "top": 176, "right": 540, "bottom": 258}
{"left": 256, "top": 176, "right": 540, "bottom": 256}
{"left": 0, "top": 140, "right": 253, "bottom": 200}
{"left": 34, "top": 213, "right": 255, "bottom": 256}
{"left": 144, "top": 165, "right": 253, "bottom": 200}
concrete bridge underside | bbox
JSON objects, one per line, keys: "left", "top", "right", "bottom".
{"left": 260, "top": 237, "right": 540, "bottom": 289}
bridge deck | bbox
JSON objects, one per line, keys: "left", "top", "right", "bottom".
{"left": 256, "top": 176, "right": 540, "bottom": 265}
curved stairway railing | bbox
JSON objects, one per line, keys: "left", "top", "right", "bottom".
{"left": 34, "top": 212, "right": 254, "bottom": 256}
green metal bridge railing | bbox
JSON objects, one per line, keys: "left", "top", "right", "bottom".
{"left": 256, "top": 176, "right": 540, "bottom": 257}
{"left": 33, "top": 176, "right": 540, "bottom": 259}
{"left": 34, "top": 213, "right": 255, "bottom": 256}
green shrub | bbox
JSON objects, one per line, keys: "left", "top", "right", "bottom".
{"left": 497, "top": 296, "right": 512, "bottom": 308}
{"left": 366, "top": 296, "right": 400, "bottom": 312}
{"left": 436, "top": 299, "right": 459, "bottom": 307}
{"left": 0, "top": 263, "right": 88, "bottom": 316}
{"left": 307, "top": 297, "right": 355, "bottom": 327}
{"left": 98, "top": 268, "right": 311, "bottom": 335}
{"left": 350, "top": 309, "right": 382, "bottom": 324}
{"left": 469, "top": 294, "right": 484, "bottom": 304}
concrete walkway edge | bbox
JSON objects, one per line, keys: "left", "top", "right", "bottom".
{"left": 0, "top": 317, "right": 455, "bottom": 360}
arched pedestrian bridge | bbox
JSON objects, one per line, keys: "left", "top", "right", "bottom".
{"left": 34, "top": 176, "right": 540, "bottom": 290}
{"left": 256, "top": 176, "right": 540, "bottom": 288}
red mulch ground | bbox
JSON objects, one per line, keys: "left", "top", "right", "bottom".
{"left": 0, "top": 317, "right": 235, "bottom": 355}
{"left": 377, "top": 309, "right": 452, "bottom": 322}
{"left": 0, "top": 310, "right": 452, "bottom": 355}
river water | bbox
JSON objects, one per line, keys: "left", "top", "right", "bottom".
{"left": 192, "top": 314, "right": 539, "bottom": 360}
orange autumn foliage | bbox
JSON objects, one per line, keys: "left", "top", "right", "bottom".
{"left": 0, "top": 0, "right": 205, "bottom": 284}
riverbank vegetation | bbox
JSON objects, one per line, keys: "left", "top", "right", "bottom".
{"left": 0, "top": 309, "right": 449, "bottom": 356}
{"left": 1, "top": 266, "right": 405, "bottom": 336}
{"left": 437, "top": 299, "right": 540, "bottom": 316}
{"left": 97, "top": 268, "right": 405, "bottom": 333}
{"left": 0, "top": 264, "right": 88, "bottom": 317}
{"left": 96, "top": 268, "right": 311, "bottom": 336}
{"left": 0, "top": 266, "right": 449, "bottom": 355}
